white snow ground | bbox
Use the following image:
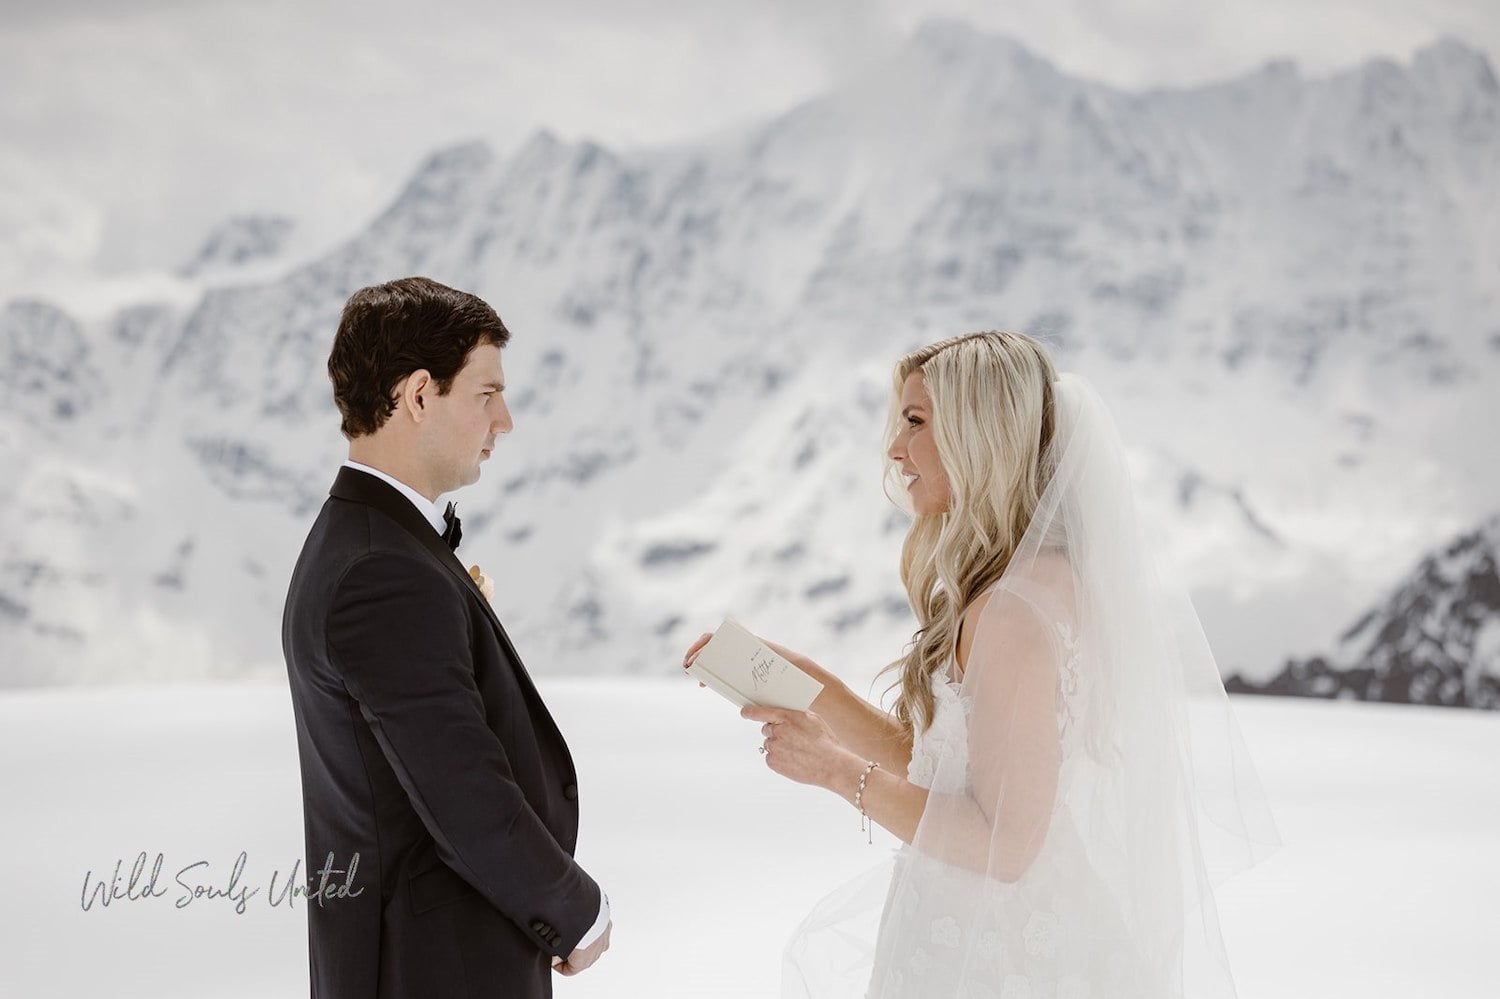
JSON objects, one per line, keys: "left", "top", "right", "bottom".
{"left": 0, "top": 680, "right": 1494, "bottom": 998}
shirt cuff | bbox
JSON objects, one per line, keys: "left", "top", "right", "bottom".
{"left": 575, "top": 890, "right": 610, "bottom": 951}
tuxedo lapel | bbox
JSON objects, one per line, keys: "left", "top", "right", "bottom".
{"left": 327, "top": 466, "right": 557, "bottom": 723}
{"left": 330, "top": 466, "right": 479, "bottom": 593}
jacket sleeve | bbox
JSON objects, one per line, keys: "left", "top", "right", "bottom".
{"left": 325, "top": 550, "right": 601, "bottom": 956}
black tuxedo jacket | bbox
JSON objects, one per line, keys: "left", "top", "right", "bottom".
{"left": 281, "top": 466, "right": 601, "bottom": 999}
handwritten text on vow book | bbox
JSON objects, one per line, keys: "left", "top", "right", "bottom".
{"left": 687, "top": 618, "right": 824, "bottom": 711}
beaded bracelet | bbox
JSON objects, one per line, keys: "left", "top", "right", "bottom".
{"left": 854, "top": 761, "right": 881, "bottom": 844}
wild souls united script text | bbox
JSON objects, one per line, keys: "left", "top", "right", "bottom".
{"left": 80, "top": 851, "right": 363, "bottom": 915}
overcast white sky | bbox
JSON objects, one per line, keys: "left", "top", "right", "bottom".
{"left": 1, "top": 0, "right": 1496, "bottom": 289}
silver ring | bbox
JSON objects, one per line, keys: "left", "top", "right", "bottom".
{"left": 758, "top": 746, "right": 768, "bottom": 755}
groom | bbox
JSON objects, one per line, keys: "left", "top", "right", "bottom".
{"left": 282, "top": 277, "right": 610, "bottom": 998}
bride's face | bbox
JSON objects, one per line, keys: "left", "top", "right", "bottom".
{"left": 888, "top": 371, "right": 952, "bottom": 515}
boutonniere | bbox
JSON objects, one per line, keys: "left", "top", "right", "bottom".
{"left": 468, "top": 564, "right": 495, "bottom": 602}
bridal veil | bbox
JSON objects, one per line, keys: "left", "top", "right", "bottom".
{"left": 784, "top": 373, "right": 1281, "bottom": 998}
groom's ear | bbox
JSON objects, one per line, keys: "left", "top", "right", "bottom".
{"left": 394, "top": 370, "right": 434, "bottom": 422}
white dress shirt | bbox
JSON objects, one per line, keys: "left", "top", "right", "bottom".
{"left": 342, "top": 459, "right": 449, "bottom": 534}
{"left": 339, "top": 459, "right": 612, "bottom": 950}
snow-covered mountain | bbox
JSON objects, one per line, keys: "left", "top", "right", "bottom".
{"left": 1229, "top": 514, "right": 1500, "bottom": 708}
{"left": 3, "top": 21, "right": 1497, "bottom": 689}
{"left": 178, "top": 215, "right": 296, "bottom": 277}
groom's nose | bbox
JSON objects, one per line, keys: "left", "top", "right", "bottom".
{"left": 493, "top": 396, "right": 514, "bottom": 435}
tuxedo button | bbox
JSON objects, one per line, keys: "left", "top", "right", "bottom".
{"left": 563, "top": 783, "right": 578, "bottom": 800}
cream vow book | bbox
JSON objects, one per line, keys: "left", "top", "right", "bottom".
{"left": 687, "top": 618, "right": 824, "bottom": 711}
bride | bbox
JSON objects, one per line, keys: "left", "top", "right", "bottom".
{"left": 684, "top": 331, "right": 1279, "bottom": 998}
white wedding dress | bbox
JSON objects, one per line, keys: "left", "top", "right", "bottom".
{"left": 866, "top": 632, "right": 1136, "bottom": 999}
{"left": 783, "top": 375, "right": 1279, "bottom": 999}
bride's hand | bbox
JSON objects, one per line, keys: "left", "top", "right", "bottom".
{"left": 759, "top": 638, "right": 842, "bottom": 695}
{"left": 741, "top": 705, "right": 861, "bottom": 791}
{"left": 757, "top": 637, "right": 823, "bottom": 678}
{"left": 681, "top": 631, "right": 713, "bottom": 687}
{"left": 681, "top": 631, "right": 713, "bottom": 669}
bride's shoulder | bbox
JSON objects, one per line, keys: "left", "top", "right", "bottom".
{"left": 969, "top": 550, "right": 1080, "bottom": 653}
{"left": 1026, "top": 548, "right": 1078, "bottom": 612}
{"left": 989, "top": 548, "right": 1076, "bottom": 608}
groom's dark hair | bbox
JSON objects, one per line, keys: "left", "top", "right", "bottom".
{"left": 328, "top": 276, "right": 511, "bottom": 439}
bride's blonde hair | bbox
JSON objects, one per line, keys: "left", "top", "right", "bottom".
{"left": 880, "top": 331, "right": 1060, "bottom": 736}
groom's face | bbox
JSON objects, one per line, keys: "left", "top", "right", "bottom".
{"left": 420, "top": 343, "right": 511, "bottom": 493}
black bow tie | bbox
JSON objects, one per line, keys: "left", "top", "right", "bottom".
{"left": 441, "top": 501, "right": 462, "bottom": 551}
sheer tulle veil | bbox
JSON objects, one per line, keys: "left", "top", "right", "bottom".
{"left": 783, "top": 373, "right": 1281, "bottom": 998}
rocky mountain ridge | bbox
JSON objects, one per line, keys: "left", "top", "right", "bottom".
{"left": 2, "top": 22, "right": 1496, "bottom": 693}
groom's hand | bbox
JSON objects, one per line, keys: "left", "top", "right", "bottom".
{"left": 553, "top": 919, "right": 612, "bottom": 976}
